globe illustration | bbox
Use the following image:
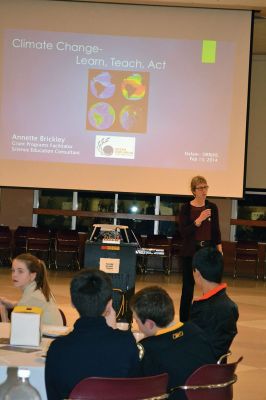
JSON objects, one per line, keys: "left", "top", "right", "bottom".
{"left": 90, "top": 71, "right": 115, "bottom": 99}
{"left": 121, "top": 73, "right": 146, "bottom": 100}
{"left": 88, "top": 102, "right": 115, "bottom": 130}
{"left": 120, "top": 105, "right": 140, "bottom": 131}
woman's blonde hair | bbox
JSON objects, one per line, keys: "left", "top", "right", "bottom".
{"left": 14, "top": 253, "right": 52, "bottom": 302}
{"left": 190, "top": 175, "right": 207, "bottom": 193}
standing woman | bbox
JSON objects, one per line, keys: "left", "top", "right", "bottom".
{"left": 179, "top": 176, "right": 222, "bottom": 322}
{"left": 0, "top": 253, "right": 63, "bottom": 325}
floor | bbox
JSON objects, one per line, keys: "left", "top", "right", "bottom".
{"left": 0, "top": 266, "right": 266, "bottom": 400}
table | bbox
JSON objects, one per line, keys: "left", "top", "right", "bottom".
{"left": 0, "top": 322, "right": 52, "bottom": 400}
{"left": 0, "top": 322, "right": 144, "bottom": 400}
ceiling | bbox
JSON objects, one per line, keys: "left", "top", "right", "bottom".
{"left": 66, "top": 0, "right": 266, "bottom": 54}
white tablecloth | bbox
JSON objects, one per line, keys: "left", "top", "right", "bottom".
{"left": 0, "top": 322, "right": 52, "bottom": 400}
{"left": 0, "top": 322, "right": 144, "bottom": 399}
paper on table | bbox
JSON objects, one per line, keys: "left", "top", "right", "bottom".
{"left": 42, "top": 325, "right": 71, "bottom": 338}
{"left": 0, "top": 345, "right": 40, "bottom": 353}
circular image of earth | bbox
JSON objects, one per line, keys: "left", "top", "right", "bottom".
{"left": 90, "top": 71, "right": 115, "bottom": 99}
{"left": 119, "top": 105, "right": 141, "bottom": 131}
{"left": 88, "top": 102, "right": 115, "bottom": 130}
{"left": 121, "top": 73, "right": 146, "bottom": 100}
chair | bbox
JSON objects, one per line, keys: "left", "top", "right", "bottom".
{"left": 13, "top": 226, "right": 34, "bottom": 256}
{"left": 170, "top": 232, "right": 183, "bottom": 273}
{"left": 55, "top": 230, "right": 80, "bottom": 270}
{"left": 170, "top": 356, "right": 243, "bottom": 400}
{"left": 0, "top": 225, "right": 12, "bottom": 266}
{"left": 69, "top": 373, "right": 169, "bottom": 400}
{"left": 49, "top": 228, "right": 58, "bottom": 268}
{"left": 26, "top": 227, "right": 51, "bottom": 268}
{"left": 59, "top": 308, "right": 67, "bottom": 326}
{"left": 141, "top": 235, "right": 172, "bottom": 275}
{"left": 234, "top": 240, "right": 259, "bottom": 279}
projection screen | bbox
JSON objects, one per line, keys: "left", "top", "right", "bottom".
{"left": 0, "top": 0, "right": 252, "bottom": 197}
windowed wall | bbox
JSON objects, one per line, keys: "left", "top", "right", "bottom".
{"left": 159, "top": 195, "right": 183, "bottom": 237}
{"left": 76, "top": 192, "right": 115, "bottom": 233}
{"left": 36, "top": 190, "right": 73, "bottom": 230}
{"left": 30, "top": 188, "right": 266, "bottom": 242}
{"left": 116, "top": 193, "right": 158, "bottom": 237}
{"left": 35, "top": 189, "right": 188, "bottom": 237}
{"left": 235, "top": 192, "right": 266, "bottom": 242}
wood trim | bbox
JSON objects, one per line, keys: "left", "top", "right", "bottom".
{"left": 33, "top": 209, "right": 266, "bottom": 227}
{"left": 32, "top": 209, "right": 266, "bottom": 227}
{"left": 230, "top": 219, "right": 266, "bottom": 227}
{"left": 33, "top": 208, "right": 179, "bottom": 222}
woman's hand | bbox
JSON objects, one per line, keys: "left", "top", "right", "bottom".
{"left": 200, "top": 208, "right": 211, "bottom": 221}
{"left": 195, "top": 209, "right": 211, "bottom": 226}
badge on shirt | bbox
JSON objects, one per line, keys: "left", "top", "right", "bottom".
{"left": 137, "top": 343, "right": 145, "bottom": 360}
{"left": 172, "top": 331, "right": 184, "bottom": 340}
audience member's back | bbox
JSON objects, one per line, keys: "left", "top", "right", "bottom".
{"left": 45, "top": 269, "right": 140, "bottom": 400}
{"left": 190, "top": 247, "right": 239, "bottom": 360}
{"left": 130, "top": 286, "right": 216, "bottom": 400}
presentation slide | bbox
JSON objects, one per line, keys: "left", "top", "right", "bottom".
{"left": 1, "top": 29, "right": 234, "bottom": 170}
{"left": 0, "top": 1, "right": 252, "bottom": 197}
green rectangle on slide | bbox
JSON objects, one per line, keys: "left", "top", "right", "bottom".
{"left": 202, "top": 40, "right": 216, "bottom": 63}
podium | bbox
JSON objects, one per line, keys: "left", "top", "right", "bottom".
{"left": 84, "top": 225, "right": 137, "bottom": 323}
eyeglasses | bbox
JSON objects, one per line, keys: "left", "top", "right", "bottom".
{"left": 195, "top": 185, "right": 209, "bottom": 191}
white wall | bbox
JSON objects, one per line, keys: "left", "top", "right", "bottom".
{"left": 246, "top": 55, "right": 266, "bottom": 190}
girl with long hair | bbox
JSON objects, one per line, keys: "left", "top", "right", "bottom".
{"left": 0, "top": 253, "right": 63, "bottom": 325}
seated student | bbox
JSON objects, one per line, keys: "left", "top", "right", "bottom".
{"left": 0, "top": 253, "right": 63, "bottom": 326}
{"left": 130, "top": 286, "right": 216, "bottom": 400}
{"left": 190, "top": 247, "right": 239, "bottom": 360}
{"left": 45, "top": 269, "right": 140, "bottom": 400}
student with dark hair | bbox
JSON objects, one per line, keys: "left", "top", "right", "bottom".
{"left": 70, "top": 267, "right": 113, "bottom": 318}
{"left": 0, "top": 253, "right": 62, "bottom": 325}
{"left": 45, "top": 269, "right": 140, "bottom": 400}
{"left": 130, "top": 286, "right": 216, "bottom": 400}
{"left": 190, "top": 247, "right": 239, "bottom": 360}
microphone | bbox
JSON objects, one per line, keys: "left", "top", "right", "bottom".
{"left": 205, "top": 200, "right": 211, "bottom": 222}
